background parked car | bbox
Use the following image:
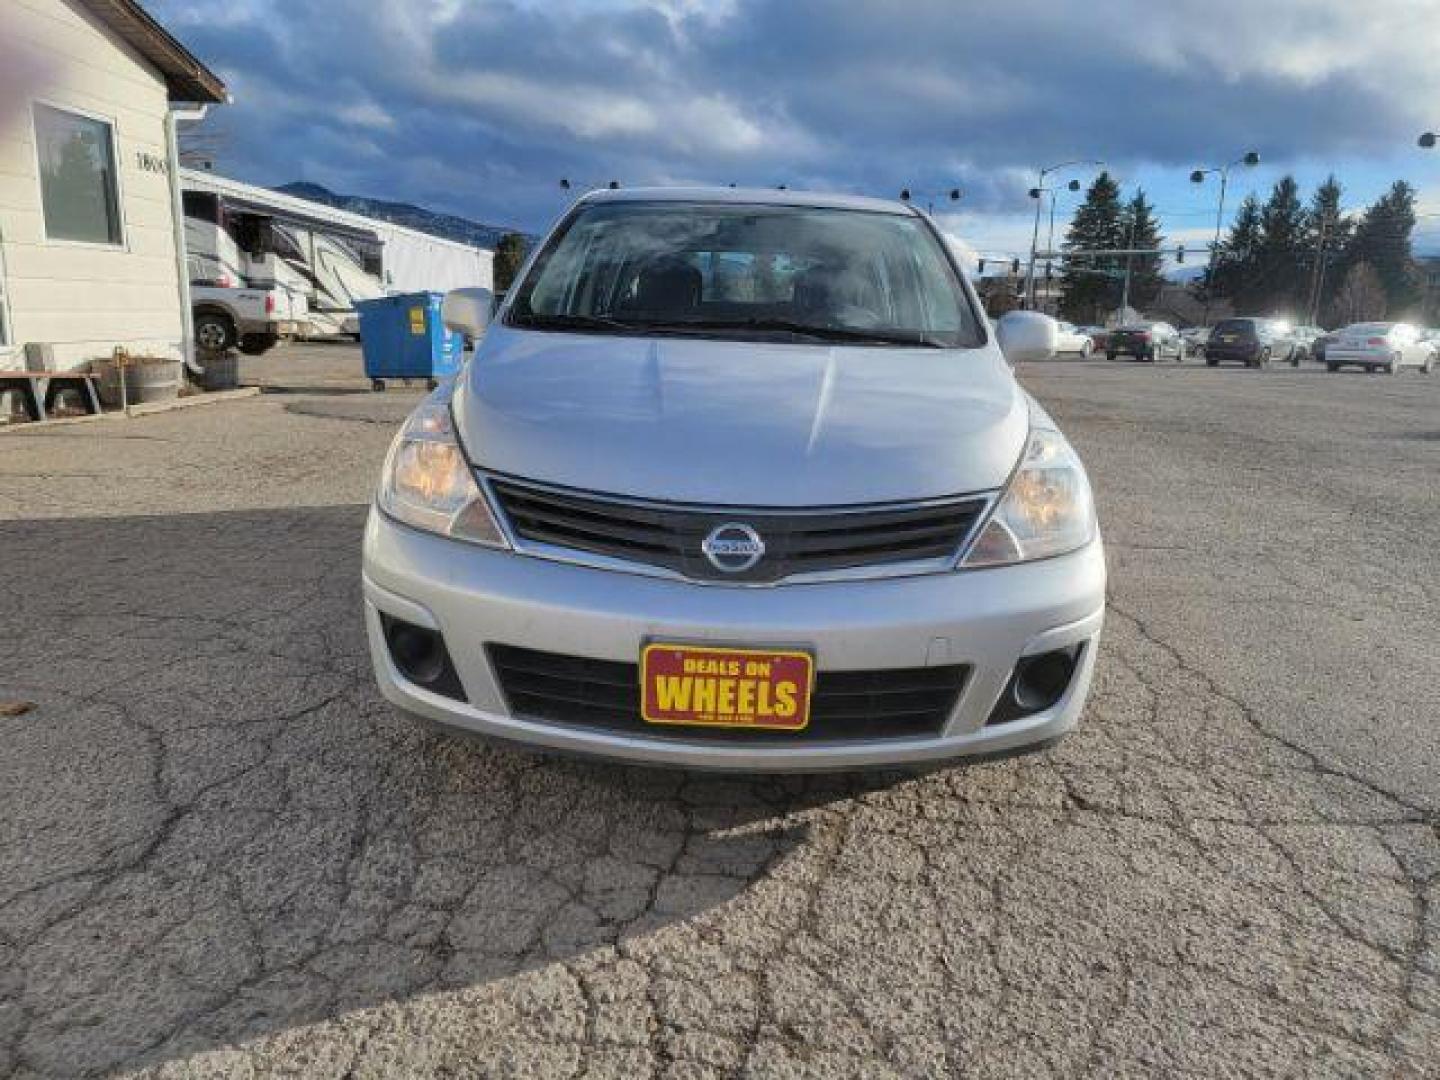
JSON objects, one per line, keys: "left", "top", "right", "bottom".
{"left": 1180, "top": 326, "right": 1211, "bottom": 358}
{"left": 1325, "top": 322, "right": 1436, "bottom": 374}
{"left": 1107, "top": 321, "right": 1184, "bottom": 362}
{"left": 1053, "top": 321, "right": 1095, "bottom": 357}
{"left": 1204, "top": 317, "right": 1299, "bottom": 368}
{"left": 1078, "top": 325, "right": 1111, "bottom": 352}
{"left": 1311, "top": 329, "right": 1341, "bottom": 364}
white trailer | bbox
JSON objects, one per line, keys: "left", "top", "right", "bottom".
{"left": 180, "top": 168, "right": 494, "bottom": 337}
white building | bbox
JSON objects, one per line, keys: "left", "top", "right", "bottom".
{"left": 0, "top": 0, "right": 227, "bottom": 371}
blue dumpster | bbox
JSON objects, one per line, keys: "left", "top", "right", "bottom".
{"left": 356, "top": 291, "right": 465, "bottom": 391}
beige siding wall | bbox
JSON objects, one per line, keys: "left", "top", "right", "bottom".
{"left": 0, "top": 0, "right": 183, "bottom": 370}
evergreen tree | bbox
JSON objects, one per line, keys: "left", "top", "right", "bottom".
{"left": 1303, "top": 176, "right": 1353, "bottom": 323}
{"left": 1058, "top": 171, "right": 1125, "bottom": 323}
{"left": 1337, "top": 181, "right": 1419, "bottom": 316}
{"left": 493, "top": 232, "right": 530, "bottom": 293}
{"left": 1253, "top": 175, "right": 1307, "bottom": 314}
{"left": 1199, "top": 194, "right": 1263, "bottom": 311}
{"left": 1117, "top": 189, "right": 1164, "bottom": 311}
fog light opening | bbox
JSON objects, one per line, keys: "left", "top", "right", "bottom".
{"left": 380, "top": 614, "right": 467, "bottom": 702}
{"left": 1012, "top": 649, "right": 1079, "bottom": 713}
{"left": 987, "top": 644, "right": 1083, "bottom": 727}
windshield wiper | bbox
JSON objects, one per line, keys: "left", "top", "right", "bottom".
{"left": 638, "top": 317, "right": 950, "bottom": 348}
{"left": 512, "top": 312, "right": 950, "bottom": 347}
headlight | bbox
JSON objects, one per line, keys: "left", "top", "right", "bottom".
{"left": 960, "top": 428, "right": 1095, "bottom": 568}
{"left": 377, "top": 399, "right": 508, "bottom": 548}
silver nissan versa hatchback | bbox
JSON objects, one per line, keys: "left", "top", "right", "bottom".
{"left": 362, "top": 187, "right": 1105, "bottom": 770}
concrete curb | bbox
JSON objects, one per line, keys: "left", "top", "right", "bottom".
{"left": 0, "top": 386, "right": 261, "bottom": 433}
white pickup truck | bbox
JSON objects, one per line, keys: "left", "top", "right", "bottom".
{"left": 191, "top": 284, "right": 310, "bottom": 356}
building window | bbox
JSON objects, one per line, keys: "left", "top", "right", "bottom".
{"left": 34, "top": 104, "right": 123, "bottom": 246}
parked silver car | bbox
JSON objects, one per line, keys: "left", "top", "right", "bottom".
{"left": 1326, "top": 322, "right": 1436, "bottom": 374}
{"left": 362, "top": 188, "right": 1106, "bottom": 770}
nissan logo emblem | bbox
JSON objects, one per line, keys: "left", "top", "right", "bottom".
{"left": 701, "top": 522, "right": 766, "bottom": 573}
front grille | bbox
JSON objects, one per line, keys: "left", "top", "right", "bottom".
{"left": 488, "top": 478, "right": 988, "bottom": 583}
{"left": 487, "top": 645, "right": 967, "bottom": 743}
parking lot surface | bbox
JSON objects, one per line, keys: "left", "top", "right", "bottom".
{"left": 1, "top": 355, "right": 1437, "bottom": 1077}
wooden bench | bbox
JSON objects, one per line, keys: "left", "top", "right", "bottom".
{"left": 0, "top": 371, "right": 103, "bottom": 422}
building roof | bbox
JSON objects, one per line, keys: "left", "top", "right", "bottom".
{"left": 78, "top": 0, "right": 228, "bottom": 104}
{"left": 578, "top": 186, "right": 919, "bottom": 216}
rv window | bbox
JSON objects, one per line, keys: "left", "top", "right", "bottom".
{"left": 183, "top": 191, "right": 220, "bottom": 223}
{"left": 232, "top": 214, "right": 274, "bottom": 257}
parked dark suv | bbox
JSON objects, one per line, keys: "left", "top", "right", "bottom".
{"left": 1205, "top": 318, "right": 1298, "bottom": 368}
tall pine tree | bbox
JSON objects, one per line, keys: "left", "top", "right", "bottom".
{"left": 1058, "top": 172, "right": 1125, "bottom": 323}
{"left": 1336, "top": 181, "right": 1419, "bottom": 318}
{"left": 1118, "top": 190, "right": 1164, "bottom": 311}
{"left": 1253, "top": 176, "right": 1307, "bottom": 314}
{"left": 1199, "top": 194, "right": 1263, "bottom": 311}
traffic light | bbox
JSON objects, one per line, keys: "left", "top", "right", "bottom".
{"left": 1176, "top": 245, "right": 1185, "bottom": 264}
{"left": 1011, "top": 258, "right": 1021, "bottom": 275}
{"left": 978, "top": 259, "right": 986, "bottom": 273}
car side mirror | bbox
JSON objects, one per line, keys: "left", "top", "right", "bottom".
{"left": 442, "top": 288, "right": 494, "bottom": 337}
{"left": 996, "top": 311, "right": 1057, "bottom": 364}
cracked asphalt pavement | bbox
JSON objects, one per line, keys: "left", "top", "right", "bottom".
{"left": 1, "top": 353, "right": 1437, "bottom": 1077}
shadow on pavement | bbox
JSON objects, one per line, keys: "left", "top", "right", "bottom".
{"left": 0, "top": 505, "right": 895, "bottom": 1077}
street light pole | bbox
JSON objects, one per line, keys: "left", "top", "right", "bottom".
{"left": 1190, "top": 151, "right": 1259, "bottom": 328}
{"left": 1026, "top": 159, "right": 1103, "bottom": 309}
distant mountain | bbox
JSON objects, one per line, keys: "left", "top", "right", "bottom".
{"left": 274, "top": 181, "right": 528, "bottom": 251}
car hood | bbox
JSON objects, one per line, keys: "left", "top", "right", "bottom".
{"left": 454, "top": 325, "right": 1029, "bottom": 506}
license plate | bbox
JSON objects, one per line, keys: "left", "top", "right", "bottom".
{"left": 640, "top": 644, "right": 813, "bottom": 731}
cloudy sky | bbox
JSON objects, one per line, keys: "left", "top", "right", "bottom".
{"left": 147, "top": 0, "right": 1440, "bottom": 264}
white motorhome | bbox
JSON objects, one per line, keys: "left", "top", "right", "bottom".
{"left": 181, "top": 169, "right": 494, "bottom": 338}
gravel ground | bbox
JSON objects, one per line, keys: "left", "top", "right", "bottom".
{"left": 0, "top": 354, "right": 1436, "bottom": 1078}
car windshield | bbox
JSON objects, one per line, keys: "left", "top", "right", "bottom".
{"left": 507, "top": 200, "right": 982, "bottom": 348}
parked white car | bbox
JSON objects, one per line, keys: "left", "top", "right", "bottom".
{"left": 1325, "top": 322, "right": 1436, "bottom": 374}
{"left": 1053, "top": 321, "right": 1094, "bottom": 357}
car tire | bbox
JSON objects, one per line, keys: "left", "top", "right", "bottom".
{"left": 1291, "top": 348, "right": 1301, "bottom": 367}
{"left": 1106, "top": 352, "right": 1117, "bottom": 362}
{"left": 1206, "top": 356, "right": 1218, "bottom": 367}
{"left": 1256, "top": 348, "right": 1271, "bottom": 368}
{"left": 1423, "top": 356, "right": 1435, "bottom": 374}
{"left": 194, "top": 312, "right": 236, "bottom": 353}
{"left": 1327, "top": 363, "right": 1339, "bottom": 373}
{"left": 1175, "top": 343, "right": 1186, "bottom": 363}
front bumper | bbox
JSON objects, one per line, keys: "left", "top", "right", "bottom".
{"left": 361, "top": 507, "right": 1106, "bottom": 771}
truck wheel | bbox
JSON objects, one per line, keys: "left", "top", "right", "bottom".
{"left": 371, "top": 379, "right": 386, "bottom": 392}
{"left": 194, "top": 313, "right": 236, "bottom": 352}
{"left": 1327, "top": 363, "right": 1339, "bottom": 373}
{"left": 237, "top": 333, "right": 279, "bottom": 356}
{"left": 1106, "top": 352, "right": 1116, "bottom": 362}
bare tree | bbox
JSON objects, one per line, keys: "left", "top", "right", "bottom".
{"left": 1330, "top": 262, "right": 1387, "bottom": 325}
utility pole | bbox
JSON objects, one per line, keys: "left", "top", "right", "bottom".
{"left": 1120, "top": 215, "right": 1138, "bottom": 318}
{"left": 1190, "top": 151, "right": 1260, "bottom": 328}
{"left": 1307, "top": 215, "right": 1329, "bottom": 327}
